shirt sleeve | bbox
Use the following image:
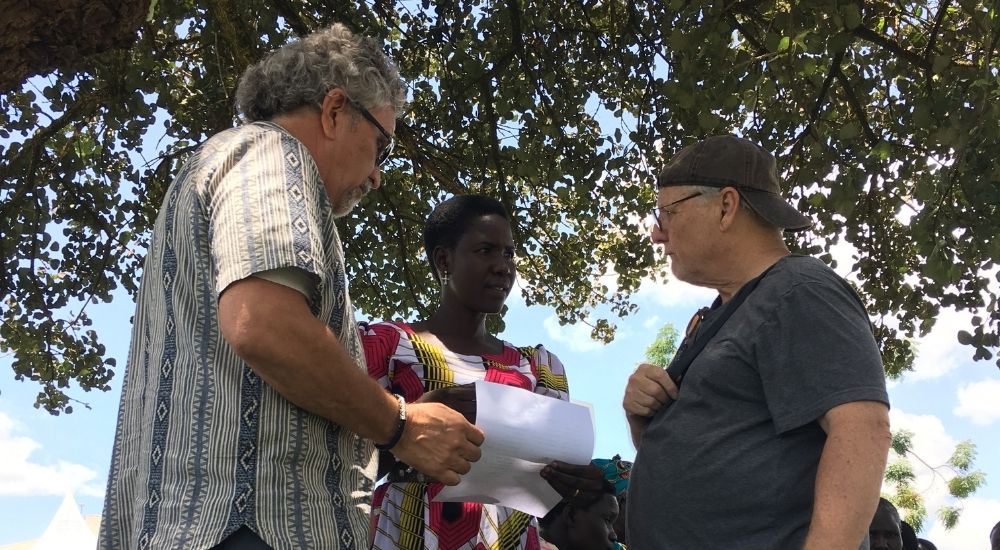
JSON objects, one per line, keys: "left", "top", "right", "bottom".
{"left": 252, "top": 267, "right": 315, "bottom": 299}
{"left": 530, "top": 345, "right": 571, "bottom": 401}
{"left": 754, "top": 278, "right": 889, "bottom": 434}
{"left": 359, "top": 322, "right": 401, "bottom": 391}
{"left": 204, "top": 128, "right": 326, "bottom": 301}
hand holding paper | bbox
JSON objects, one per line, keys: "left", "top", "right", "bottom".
{"left": 434, "top": 380, "right": 595, "bottom": 517}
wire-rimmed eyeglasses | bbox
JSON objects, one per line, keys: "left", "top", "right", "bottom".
{"left": 648, "top": 191, "right": 703, "bottom": 231}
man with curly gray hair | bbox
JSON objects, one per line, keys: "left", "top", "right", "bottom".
{"left": 99, "top": 24, "right": 484, "bottom": 550}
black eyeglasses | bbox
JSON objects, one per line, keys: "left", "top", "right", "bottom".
{"left": 648, "top": 192, "right": 703, "bottom": 231}
{"left": 320, "top": 96, "right": 396, "bottom": 166}
{"left": 346, "top": 97, "right": 395, "bottom": 166}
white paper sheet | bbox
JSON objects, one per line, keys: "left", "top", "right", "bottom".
{"left": 434, "top": 380, "right": 595, "bottom": 517}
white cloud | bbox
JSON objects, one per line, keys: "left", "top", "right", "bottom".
{"left": 543, "top": 315, "right": 604, "bottom": 353}
{"left": 924, "top": 496, "right": 1000, "bottom": 550}
{"left": 904, "top": 308, "right": 975, "bottom": 382}
{"left": 0, "top": 412, "right": 103, "bottom": 498}
{"left": 828, "top": 237, "right": 860, "bottom": 281}
{"left": 634, "top": 274, "right": 716, "bottom": 310}
{"left": 954, "top": 379, "right": 1000, "bottom": 426}
{"left": 642, "top": 315, "right": 661, "bottom": 329}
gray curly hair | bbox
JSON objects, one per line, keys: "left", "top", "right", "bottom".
{"left": 235, "top": 23, "right": 405, "bottom": 122}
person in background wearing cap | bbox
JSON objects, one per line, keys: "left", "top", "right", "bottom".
{"left": 591, "top": 455, "right": 632, "bottom": 549}
{"left": 622, "top": 135, "right": 890, "bottom": 549}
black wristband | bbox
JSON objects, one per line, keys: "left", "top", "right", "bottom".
{"left": 375, "top": 394, "right": 407, "bottom": 451}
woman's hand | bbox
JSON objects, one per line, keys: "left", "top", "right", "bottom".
{"left": 415, "top": 383, "right": 477, "bottom": 424}
{"left": 541, "top": 461, "right": 609, "bottom": 506}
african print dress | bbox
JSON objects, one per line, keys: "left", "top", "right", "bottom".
{"left": 360, "top": 320, "right": 571, "bottom": 550}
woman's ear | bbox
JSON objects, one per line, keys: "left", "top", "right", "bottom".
{"left": 432, "top": 246, "right": 450, "bottom": 281}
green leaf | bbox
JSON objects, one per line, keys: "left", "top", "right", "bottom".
{"left": 933, "top": 55, "right": 951, "bottom": 74}
{"left": 891, "top": 430, "right": 914, "bottom": 455}
{"left": 839, "top": 122, "right": 862, "bottom": 140}
{"left": 842, "top": 4, "right": 862, "bottom": 29}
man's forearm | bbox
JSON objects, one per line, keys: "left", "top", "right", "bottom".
{"left": 219, "top": 278, "right": 399, "bottom": 444}
{"left": 803, "top": 401, "right": 891, "bottom": 550}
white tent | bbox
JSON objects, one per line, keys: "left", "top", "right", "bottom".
{"left": 31, "top": 493, "right": 97, "bottom": 550}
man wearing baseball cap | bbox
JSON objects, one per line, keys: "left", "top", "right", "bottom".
{"left": 623, "top": 135, "right": 891, "bottom": 549}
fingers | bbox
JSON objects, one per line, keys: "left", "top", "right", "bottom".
{"left": 465, "top": 424, "right": 485, "bottom": 446}
{"left": 416, "top": 385, "right": 478, "bottom": 424}
{"left": 635, "top": 363, "right": 679, "bottom": 399}
{"left": 392, "top": 402, "right": 484, "bottom": 485}
{"left": 623, "top": 363, "right": 678, "bottom": 417}
{"left": 540, "top": 462, "right": 608, "bottom": 504}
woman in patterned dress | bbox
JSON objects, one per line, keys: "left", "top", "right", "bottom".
{"left": 361, "top": 195, "right": 605, "bottom": 550}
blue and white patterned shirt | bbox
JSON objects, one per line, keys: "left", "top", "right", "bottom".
{"left": 99, "top": 121, "right": 376, "bottom": 549}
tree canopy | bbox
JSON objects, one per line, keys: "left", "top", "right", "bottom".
{"left": 644, "top": 323, "right": 679, "bottom": 368}
{"left": 2, "top": 0, "right": 999, "bottom": 413}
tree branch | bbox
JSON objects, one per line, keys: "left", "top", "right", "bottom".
{"left": 853, "top": 26, "right": 931, "bottom": 71}
{"left": 922, "top": 0, "right": 951, "bottom": 60}
{"left": 269, "top": 0, "right": 312, "bottom": 36}
{"left": 833, "top": 66, "right": 879, "bottom": 147}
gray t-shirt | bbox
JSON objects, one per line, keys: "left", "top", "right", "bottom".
{"left": 628, "top": 256, "right": 888, "bottom": 549}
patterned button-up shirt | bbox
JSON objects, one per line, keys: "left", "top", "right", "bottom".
{"left": 99, "top": 121, "right": 376, "bottom": 549}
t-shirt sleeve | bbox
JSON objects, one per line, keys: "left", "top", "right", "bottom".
{"left": 359, "top": 322, "right": 401, "bottom": 391}
{"left": 205, "top": 129, "right": 326, "bottom": 300}
{"left": 754, "top": 278, "right": 889, "bottom": 434}
{"left": 530, "top": 345, "right": 570, "bottom": 401}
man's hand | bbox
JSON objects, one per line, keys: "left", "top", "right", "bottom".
{"left": 416, "top": 383, "right": 476, "bottom": 424}
{"left": 390, "top": 402, "right": 485, "bottom": 486}
{"left": 623, "top": 363, "right": 678, "bottom": 447}
{"left": 541, "top": 461, "right": 609, "bottom": 506}
{"left": 623, "top": 363, "right": 678, "bottom": 417}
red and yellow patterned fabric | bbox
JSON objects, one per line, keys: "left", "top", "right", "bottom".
{"left": 360, "top": 321, "right": 570, "bottom": 550}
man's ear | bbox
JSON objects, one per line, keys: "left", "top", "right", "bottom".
{"left": 319, "top": 88, "right": 349, "bottom": 138}
{"left": 719, "top": 187, "right": 741, "bottom": 231}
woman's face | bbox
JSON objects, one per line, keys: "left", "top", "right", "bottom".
{"left": 439, "top": 214, "right": 517, "bottom": 314}
{"left": 566, "top": 493, "right": 620, "bottom": 550}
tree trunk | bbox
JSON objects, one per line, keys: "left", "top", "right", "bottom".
{"left": 0, "top": 0, "right": 151, "bottom": 92}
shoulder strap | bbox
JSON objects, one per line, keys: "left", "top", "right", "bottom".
{"left": 665, "top": 260, "right": 780, "bottom": 386}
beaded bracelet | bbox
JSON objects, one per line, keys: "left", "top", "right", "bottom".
{"left": 375, "top": 394, "right": 407, "bottom": 451}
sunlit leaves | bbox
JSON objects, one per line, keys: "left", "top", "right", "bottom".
{"left": 885, "top": 431, "right": 986, "bottom": 531}
{"left": 644, "top": 323, "right": 679, "bottom": 368}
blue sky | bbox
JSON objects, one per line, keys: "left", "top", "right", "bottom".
{"left": 1, "top": 238, "right": 998, "bottom": 548}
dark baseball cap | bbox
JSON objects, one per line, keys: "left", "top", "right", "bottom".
{"left": 657, "top": 135, "right": 813, "bottom": 231}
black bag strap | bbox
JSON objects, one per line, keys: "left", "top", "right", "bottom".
{"left": 665, "top": 260, "right": 781, "bottom": 386}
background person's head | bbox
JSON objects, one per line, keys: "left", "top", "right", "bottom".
{"left": 916, "top": 538, "right": 937, "bottom": 550}
{"left": 652, "top": 135, "right": 811, "bottom": 286}
{"left": 423, "top": 195, "right": 515, "bottom": 314}
{"left": 539, "top": 482, "right": 619, "bottom": 550}
{"left": 591, "top": 455, "right": 632, "bottom": 547}
{"left": 900, "top": 520, "right": 919, "bottom": 550}
{"left": 235, "top": 23, "right": 405, "bottom": 216}
{"left": 869, "top": 498, "right": 903, "bottom": 550}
